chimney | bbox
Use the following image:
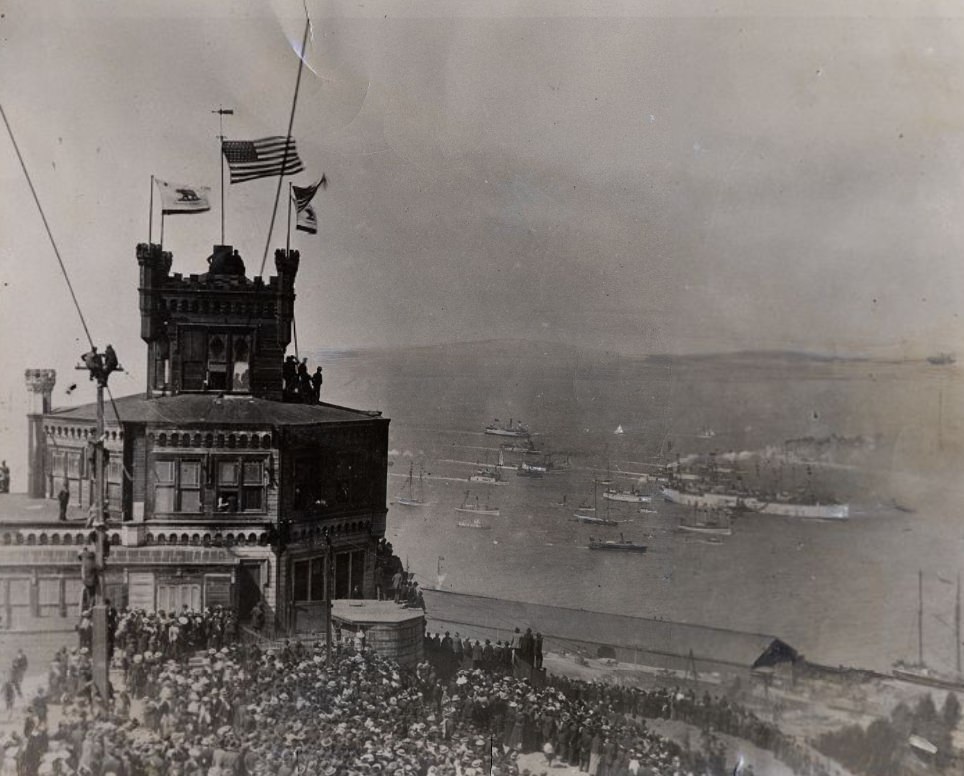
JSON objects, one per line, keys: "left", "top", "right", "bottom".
{"left": 24, "top": 369, "right": 56, "bottom": 498}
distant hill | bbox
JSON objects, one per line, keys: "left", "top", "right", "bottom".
{"left": 645, "top": 349, "right": 875, "bottom": 365}
{"left": 307, "top": 339, "right": 884, "bottom": 366}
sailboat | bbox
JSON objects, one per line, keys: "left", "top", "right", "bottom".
{"left": 594, "top": 456, "right": 614, "bottom": 486}
{"left": 614, "top": 425, "right": 624, "bottom": 435}
{"left": 892, "top": 571, "right": 964, "bottom": 690}
{"left": 396, "top": 463, "right": 426, "bottom": 507}
{"left": 455, "top": 490, "right": 500, "bottom": 517}
{"left": 574, "top": 482, "right": 624, "bottom": 526}
{"left": 575, "top": 483, "right": 596, "bottom": 514}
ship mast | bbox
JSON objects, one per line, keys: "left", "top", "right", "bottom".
{"left": 957, "top": 573, "right": 961, "bottom": 675}
{"left": 938, "top": 386, "right": 945, "bottom": 453}
{"left": 918, "top": 569, "right": 924, "bottom": 667}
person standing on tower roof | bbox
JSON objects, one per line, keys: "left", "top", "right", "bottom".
{"left": 311, "top": 366, "right": 323, "bottom": 402}
{"left": 297, "top": 359, "right": 311, "bottom": 401}
{"left": 283, "top": 356, "right": 297, "bottom": 396}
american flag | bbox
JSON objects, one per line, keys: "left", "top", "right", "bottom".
{"left": 221, "top": 136, "right": 305, "bottom": 184}
{"left": 292, "top": 174, "right": 327, "bottom": 211}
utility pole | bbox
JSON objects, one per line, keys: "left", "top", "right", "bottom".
{"left": 325, "top": 529, "right": 333, "bottom": 662}
{"left": 77, "top": 345, "right": 122, "bottom": 703}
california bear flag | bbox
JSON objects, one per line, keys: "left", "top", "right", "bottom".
{"left": 155, "top": 179, "right": 211, "bottom": 214}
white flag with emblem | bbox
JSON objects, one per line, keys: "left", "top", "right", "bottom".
{"left": 155, "top": 179, "right": 211, "bottom": 214}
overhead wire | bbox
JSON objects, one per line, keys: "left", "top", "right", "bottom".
{"left": 0, "top": 103, "right": 95, "bottom": 350}
{"left": 2, "top": 102, "right": 137, "bottom": 482}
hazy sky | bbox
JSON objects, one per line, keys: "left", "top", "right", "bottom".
{"left": 3, "top": 0, "right": 964, "bottom": 462}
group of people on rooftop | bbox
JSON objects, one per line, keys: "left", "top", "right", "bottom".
{"left": 283, "top": 356, "right": 324, "bottom": 404}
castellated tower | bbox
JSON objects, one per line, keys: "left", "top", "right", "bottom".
{"left": 137, "top": 243, "right": 299, "bottom": 400}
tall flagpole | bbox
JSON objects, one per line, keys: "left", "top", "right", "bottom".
{"left": 149, "top": 175, "right": 154, "bottom": 245}
{"left": 259, "top": 14, "right": 311, "bottom": 276}
{"left": 287, "top": 183, "right": 299, "bottom": 360}
{"left": 286, "top": 182, "right": 292, "bottom": 256}
{"left": 212, "top": 107, "right": 234, "bottom": 245}
{"left": 160, "top": 213, "right": 165, "bottom": 248}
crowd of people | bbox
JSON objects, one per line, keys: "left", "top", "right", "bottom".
{"left": 0, "top": 604, "right": 844, "bottom": 776}
{"left": 111, "top": 607, "right": 239, "bottom": 661}
{"left": 423, "top": 628, "right": 543, "bottom": 679}
{"left": 418, "top": 634, "right": 837, "bottom": 776}
{"left": 1, "top": 641, "right": 526, "bottom": 776}
{"left": 541, "top": 677, "right": 836, "bottom": 776}
{"left": 282, "top": 356, "right": 324, "bottom": 404}
{"left": 73, "top": 605, "right": 239, "bottom": 665}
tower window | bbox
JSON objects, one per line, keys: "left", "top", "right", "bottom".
{"left": 177, "top": 329, "right": 254, "bottom": 393}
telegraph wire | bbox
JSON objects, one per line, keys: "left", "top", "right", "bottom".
{"left": 1, "top": 103, "right": 139, "bottom": 482}
{"left": 0, "top": 102, "right": 95, "bottom": 350}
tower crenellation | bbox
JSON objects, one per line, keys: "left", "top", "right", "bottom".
{"left": 136, "top": 243, "right": 298, "bottom": 400}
